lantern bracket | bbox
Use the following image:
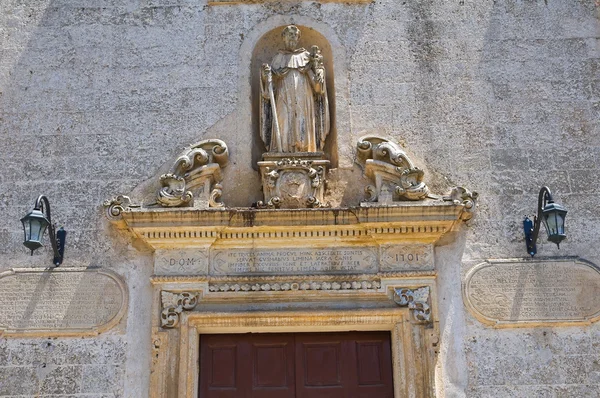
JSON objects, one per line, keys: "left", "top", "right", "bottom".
{"left": 523, "top": 186, "right": 566, "bottom": 257}
{"left": 26, "top": 195, "right": 65, "bottom": 266}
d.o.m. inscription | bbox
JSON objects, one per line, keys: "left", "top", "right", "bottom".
{"left": 0, "top": 267, "right": 128, "bottom": 336}
{"left": 463, "top": 258, "right": 600, "bottom": 326}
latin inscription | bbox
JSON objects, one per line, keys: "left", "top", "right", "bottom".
{"left": 210, "top": 247, "right": 377, "bottom": 275}
{"left": 464, "top": 259, "right": 600, "bottom": 325}
{"left": 380, "top": 244, "right": 433, "bottom": 271}
{"left": 0, "top": 268, "right": 127, "bottom": 335}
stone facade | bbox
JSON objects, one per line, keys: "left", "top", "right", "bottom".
{"left": 0, "top": 0, "right": 599, "bottom": 397}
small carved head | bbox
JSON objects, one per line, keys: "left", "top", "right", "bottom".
{"left": 282, "top": 25, "right": 301, "bottom": 50}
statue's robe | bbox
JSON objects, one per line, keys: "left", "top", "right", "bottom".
{"left": 260, "top": 48, "right": 330, "bottom": 153}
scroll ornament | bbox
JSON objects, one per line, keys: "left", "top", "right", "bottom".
{"left": 160, "top": 291, "right": 199, "bottom": 328}
{"left": 356, "top": 136, "right": 429, "bottom": 203}
{"left": 103, "top": 195, "right": 134, "bottom": 221}
{"left": 393, "top": 287, "right": 431, "bottom": 323}
{"left": 158, "top": 139, "right": 229, "bottom": 208}
{"left": 443, "top": 186, "right": 479, "bottom": 221}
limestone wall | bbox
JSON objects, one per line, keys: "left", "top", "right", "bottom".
{"left": 0, "top": 0, "right": 598, "bottom": 397}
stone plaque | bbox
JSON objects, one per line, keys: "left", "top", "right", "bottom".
{"left": 464, "top": 258, "right": 600, "bottom": 326}
{"left": 380, "top": 244, "right": 433, "bottom": 271}
{"left": 155, "top": 249, "right": 209, "bottom": 275}
{"left": 0, "top": 267, "right": 128, "bottom": 336}
{"left": 210, "top": 247, "right": 377, "bottom": 275}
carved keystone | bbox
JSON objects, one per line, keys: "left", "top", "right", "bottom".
{"left": 160, "top": 291, "right": 200, "bottom": 328}
{"left": 393, "top": 287, "right": 431, "bottom": 324}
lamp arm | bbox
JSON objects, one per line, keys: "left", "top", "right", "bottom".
{"left": 531, "top": 186, "right": 553, "bottom": 244}
{"left": 525, "top": 186, "right": 554, "bottom": 257}
{"left": 34, "top": 195, "right": 61, "bottom": 264}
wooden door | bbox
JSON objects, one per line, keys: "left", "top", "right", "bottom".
{"left": 199, "top": 331, "right": 394, "bottom": 398}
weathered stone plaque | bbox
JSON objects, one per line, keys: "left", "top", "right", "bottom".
{"left": 380, "top": 244, "right": 433, "bottom": 271}
{"left": 155, "top": 249, "right": 209, "bottom": 275}
{"left": 210, "top": 247, "right": 377, "bottom": 275}
{"left": 464, "top": 258, "right": 600, "bottom": 326}
{"left": 0, "top": 267, "right": 128, "bottom": 336}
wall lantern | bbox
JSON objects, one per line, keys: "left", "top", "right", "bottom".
{"left": 20, "top": 195, "right": 66, "bottom": 266}
{"left": 523, "top": 186, "right": 567, "bottom": 257}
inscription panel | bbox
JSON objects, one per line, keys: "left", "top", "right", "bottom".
{"left": 380, "top": 244, "right": 433, "bottom": 271}
{"left": 210, "top": 247, "right": 377, "bottom": 275}
{"left": 464, "top": 258, "right": 600, "bottom": 326}
{"left": 155, "top": 249, "right": 209, "bottom": 275}
{"left": 0, "top": 268, "right": 127, "bottom": 336}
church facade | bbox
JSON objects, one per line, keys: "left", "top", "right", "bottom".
{"left": 0, "top": 1, "right": 599, "bottom": 397}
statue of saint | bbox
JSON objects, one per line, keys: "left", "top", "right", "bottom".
{"left": 260, "top": 25, "right": 330, "bottom": 153}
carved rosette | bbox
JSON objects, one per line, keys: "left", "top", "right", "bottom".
{"left": 257, "top": 157, "right": 329, "bottom": 209}
{"left": 356, "top": 136, "right": 430, "bottom": 203}
{"left": 160, "top": 291, "right": 200, "bottom": 328}
{"left": 393, "top": 287, "right": 431, "bottom": 323}
{"left": 103, "top": 195, "right": 134, "bottom": 220}
{"left": 158, "top": 139, "right": 229, "bottom": 208}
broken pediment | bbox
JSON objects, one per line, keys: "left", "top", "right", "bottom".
{"left": 356, "top": 136, "right": 430, "bottom": 204}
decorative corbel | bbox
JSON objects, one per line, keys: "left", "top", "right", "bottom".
{"left": 158, "top": 139, "right": 229, "bottom": 208}
{"left": 160, "top": 291, "right": 200, "bottom": 328}
{"left": 393, "top": 287, "right": 431, "bottom": 324}
{"left": 444, "top": 187, "right": 478, "bottom": 221}
{"left": 356, "top": 136, "right": 430, "bottom": 203}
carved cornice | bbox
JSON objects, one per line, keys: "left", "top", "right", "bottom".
{"left": 160, "top": 291, "right": 200, "bottom": 329}
{"left": 114, "top": 203, "right": 469, "bottom": 249}
{"left": 393, "top": 287, "right": 431, "bottom": 324}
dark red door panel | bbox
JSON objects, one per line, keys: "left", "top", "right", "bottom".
{"left": 199, "top": 332, "right": 394, "bottom": 398}
{"left": 199, "top": 334, "right": 295, "bottom": 398}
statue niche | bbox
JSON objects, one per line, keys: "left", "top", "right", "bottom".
{"left": 259, "top": 25, "right": 330, "bottom": 153}
{"left": 256, "top": 25, "right": 332, "bottom": 209}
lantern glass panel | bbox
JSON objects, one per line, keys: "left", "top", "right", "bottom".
{"left": 20, "top": 209, "right": 49, "bottom": 252}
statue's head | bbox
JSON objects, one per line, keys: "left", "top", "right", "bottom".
{"left": 282, "top": 25, "right": 301, "bottom": 50}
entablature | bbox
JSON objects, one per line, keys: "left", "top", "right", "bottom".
{"left": 107, "top": 199, "right": 473, "bottom": 250}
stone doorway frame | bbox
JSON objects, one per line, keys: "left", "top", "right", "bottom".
{"left": 151, "top": 285, "right": 438, "bottom": 398}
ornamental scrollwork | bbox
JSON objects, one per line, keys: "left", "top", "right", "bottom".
{"left": 443, "top": 186, "right": 479, "bottom": 221}
{"left": 103, "top": 195, "right": 136, "bottom": 220}
{"left": 356, "top": 136, "right": 430, "bottom": 203}
{"left": 393, "top": 286, "right": 431, "bottom": 324}
{"left": 160, "top": 291, "right": 200, "bottom": 329}
{"left": 157, "top": 139, "right": 229, "bottom": 208}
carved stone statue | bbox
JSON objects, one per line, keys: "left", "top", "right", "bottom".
{"left": 260, "top": 25, "right": 330, "bottom": 153}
